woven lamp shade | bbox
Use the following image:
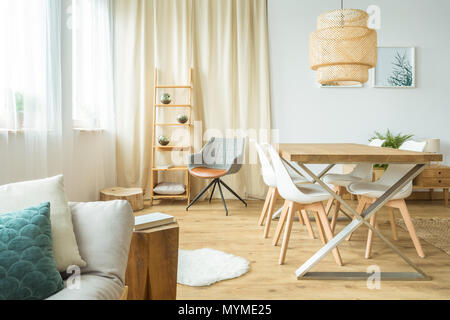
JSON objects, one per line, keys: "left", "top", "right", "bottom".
{"left": 310, "top": 9, "right": 377, "bottom": 86}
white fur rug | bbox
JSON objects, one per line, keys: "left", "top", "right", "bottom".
{"left": 177, "top": 248, "right": 250, "bottom": 287}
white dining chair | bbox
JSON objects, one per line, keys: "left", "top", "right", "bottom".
{"left": 322, "top": 139, "right": 386, "bottom": 232}
{"left": 346, "top": 140, "right": 427, "bottom": 259}
{"left": 254, "top": 141, "right": 310, "bottom": 239}
{"left": 267, "top": 145, "right": 343, "bottom": 266}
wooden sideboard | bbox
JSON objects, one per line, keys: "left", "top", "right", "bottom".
{"left": 413, "top": 165, "right": 449, "bottom": 207}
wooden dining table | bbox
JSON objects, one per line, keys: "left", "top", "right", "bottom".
{"left": 278, "top": 143, "right": 443, "bottom": 281}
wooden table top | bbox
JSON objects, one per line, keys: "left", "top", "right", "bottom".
{"left": 279, "top": 143, "right": 443, "bottom": 164}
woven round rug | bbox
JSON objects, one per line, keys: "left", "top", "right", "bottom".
{"left": 395, "top": 217, "right": 450, "bottom": 255}
{"left": 177, "top": 248, "right": 250, "bottom": 287}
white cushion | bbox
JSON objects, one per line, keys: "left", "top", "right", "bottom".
{"left": 295, "top": 184, "right": 332, "bottom": 204}
{"left": 46, "top": 275, "right": 123, "bottom": 300}
{"left": 293, "top": 175, "right": 310, "bottom": 185}
{"left": 323, "top": 173, "right": 363, "bottom": 187}
{"left": 0, "top": 175, "right": 86, "bottom": 272}
{"left": 68, "top": 201, "right": 134, "bottom": 285}
{"left": 347, "top": 181, "right": 412, "bottom": 200}
{"left": 154, "top": 182, "right": 186, "bottom": 195}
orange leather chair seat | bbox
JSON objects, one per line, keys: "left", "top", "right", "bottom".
{"left": 190, "top": 167, "right": 227, "bottom": 179}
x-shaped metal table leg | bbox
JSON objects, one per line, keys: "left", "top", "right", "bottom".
{"left": 281, "top": 159, "right": 431, "bottom": 281}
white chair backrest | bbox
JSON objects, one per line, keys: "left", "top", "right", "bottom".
{"left": 267, "top": 145, "right": 310, "bottom": 203}
{"left": 252, "top": 140, "right": 277, "bottom": 187}
{"left": 350, "top": 139, "right": 386, "bottom": 180}
{"left": 378, "top": 140, "right": 427, "bottom": 186}
{"left": 369, "top": 139, "right": 385, "bottom": 147}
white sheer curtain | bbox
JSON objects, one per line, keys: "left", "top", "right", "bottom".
{"left": 0, "top": 0, "right": 63, "bottom": 184}
{"left": 114, "top": 0, "right": 271, "bottom": 199}
{"left": 0, "top": 0, "right": 116, "bottom": 201}
{"left": 72, "top": 0, "right": 114, "bottom": 131}
{"left": 68, "top": 0, "right": 116, "bottom": 200}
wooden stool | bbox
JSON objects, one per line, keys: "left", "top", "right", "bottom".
{"left": 100, "top": 187, "right": 144, "bottom": 212}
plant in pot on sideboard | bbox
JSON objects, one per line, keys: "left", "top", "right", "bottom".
{"left": 370, "top": 129, "right": 414, "bottom": 180}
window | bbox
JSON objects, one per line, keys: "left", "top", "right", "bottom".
{"left": 0, "top": 0, "right": 58, "bottom": 131}
{"left": 72, "top": 0, "right": 114, "bottom": 129}
{"left": 0, "top": 0, "right": 114, "bottom": 131}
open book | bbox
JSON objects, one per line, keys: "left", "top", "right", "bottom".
{"left": 134, "top": 212, "right": 175, "bottom": 231}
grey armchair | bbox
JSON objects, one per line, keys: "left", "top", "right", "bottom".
{"left": 186, "top": 137, "right": 247, "bottom": 216}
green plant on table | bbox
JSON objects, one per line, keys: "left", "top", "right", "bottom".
{"left": 15, "top": 92, "right": 24, "bottom": 113}
{"left": 370, "top": 129, "right": 414, "bottom": 169}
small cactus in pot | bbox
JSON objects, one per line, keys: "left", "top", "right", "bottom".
{"left": 158, "top": 136, "right": 170, "bottom": 146}
{"left": 160, "top": 93, "right": 171, "bottom": 105}
{"left": 177, "top": 114, "right": 189, "bottom": 124}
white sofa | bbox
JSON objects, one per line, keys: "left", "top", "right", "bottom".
{"left": 47, "top": 200, "right": 134, "bottom": 300}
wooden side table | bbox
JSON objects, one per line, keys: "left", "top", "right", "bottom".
{"left": 100, "top": 187, "right": 144, "bottom": 212}
{"left": 125, "top": 222, "right": 179, "bottom": 300}
{"left": 413, "top": 165, "right": 450, "bottom": 207}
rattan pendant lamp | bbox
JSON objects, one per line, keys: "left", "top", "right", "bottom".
{"left": 310, "top": 0, "right": 377, "bottom": 86}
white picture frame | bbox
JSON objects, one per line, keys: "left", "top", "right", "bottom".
{"left": 373, "top": 46, "right": 416, "bottom": 88}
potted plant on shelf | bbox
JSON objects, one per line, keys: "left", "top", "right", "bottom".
{"left": 15, "top": 92, "right": 24, "bottom": 130}
{"left": 370, "top": 129, "right": 414, "bottom": 180}
{"left": 160, "top": 93, "right": 171, "bottom": 105}
{"left": 158, "top": 135, "right": 170, "bottom": 146}
{"left": 177, "top": 114, "right": 188, "bottom": 124}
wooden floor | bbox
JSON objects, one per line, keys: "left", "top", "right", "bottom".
{"left": 139, "top": 198, "right": 450, "bottom": 300}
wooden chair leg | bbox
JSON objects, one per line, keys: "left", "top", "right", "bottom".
{"left": 317, "top": 203, "right": 343, "bottom": 266}
{"left": 346, "top": 197, "right": 367, "bottom": 241}
{"left": 388, "top": 208, "right": 398, "bottom": 241}
{"left": 279, "top": 202, "right": 295, "bottom": 265}
{"left": 325, "top": 186, "right": 339, "bottom": 216}
{"left": 312, "top": 211, "right": 326, "bottom": 245}
{"left": 397, "top": 200, "right": 425, "bottom": 258}
{"left": 258, "top": 187, "right": 273, "bottom": 226}
{"left": 330, "top": 199, "right": 341, "bottom": 234}
{"left": 297, "top": 210, "right": 305, "bottom": 225}
{"left": 263, "top": 188, "right": 278, "bottom": 239}
{"left": 325, "top": 198, "right": 334, "bottom": 216}
{"left": 365, "top": 213, "right": 377, "bottom": 259}
{"left": 444, "top": 188, "right": 448, "bottom": 207}
{"left": 301, "top": 210, "right": 315, "bottom": 239}
{"left": 272, "top": 201, "right": 289, "bottom": 246}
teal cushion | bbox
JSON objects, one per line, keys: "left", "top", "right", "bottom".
{"left": 0, "top": 203, "right": 64, "bottom": 300}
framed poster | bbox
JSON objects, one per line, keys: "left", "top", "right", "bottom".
{"left": 373, "top": 47, "right": 416, "bottom": 88}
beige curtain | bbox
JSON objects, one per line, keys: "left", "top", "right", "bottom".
{"left": 114, "top": 0, "right": 271, "bottom": 200}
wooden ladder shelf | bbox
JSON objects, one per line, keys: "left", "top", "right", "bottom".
{"left": 150, "top": 68, "right": 193, "bottom": 206}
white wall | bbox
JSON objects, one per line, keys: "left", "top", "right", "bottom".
{"left": 268, "top": 0, "right": 450, "bottom": 165}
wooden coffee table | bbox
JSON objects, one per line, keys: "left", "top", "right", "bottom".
{"left": 125, "top": 222, "right": 179, "bottom": 300}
